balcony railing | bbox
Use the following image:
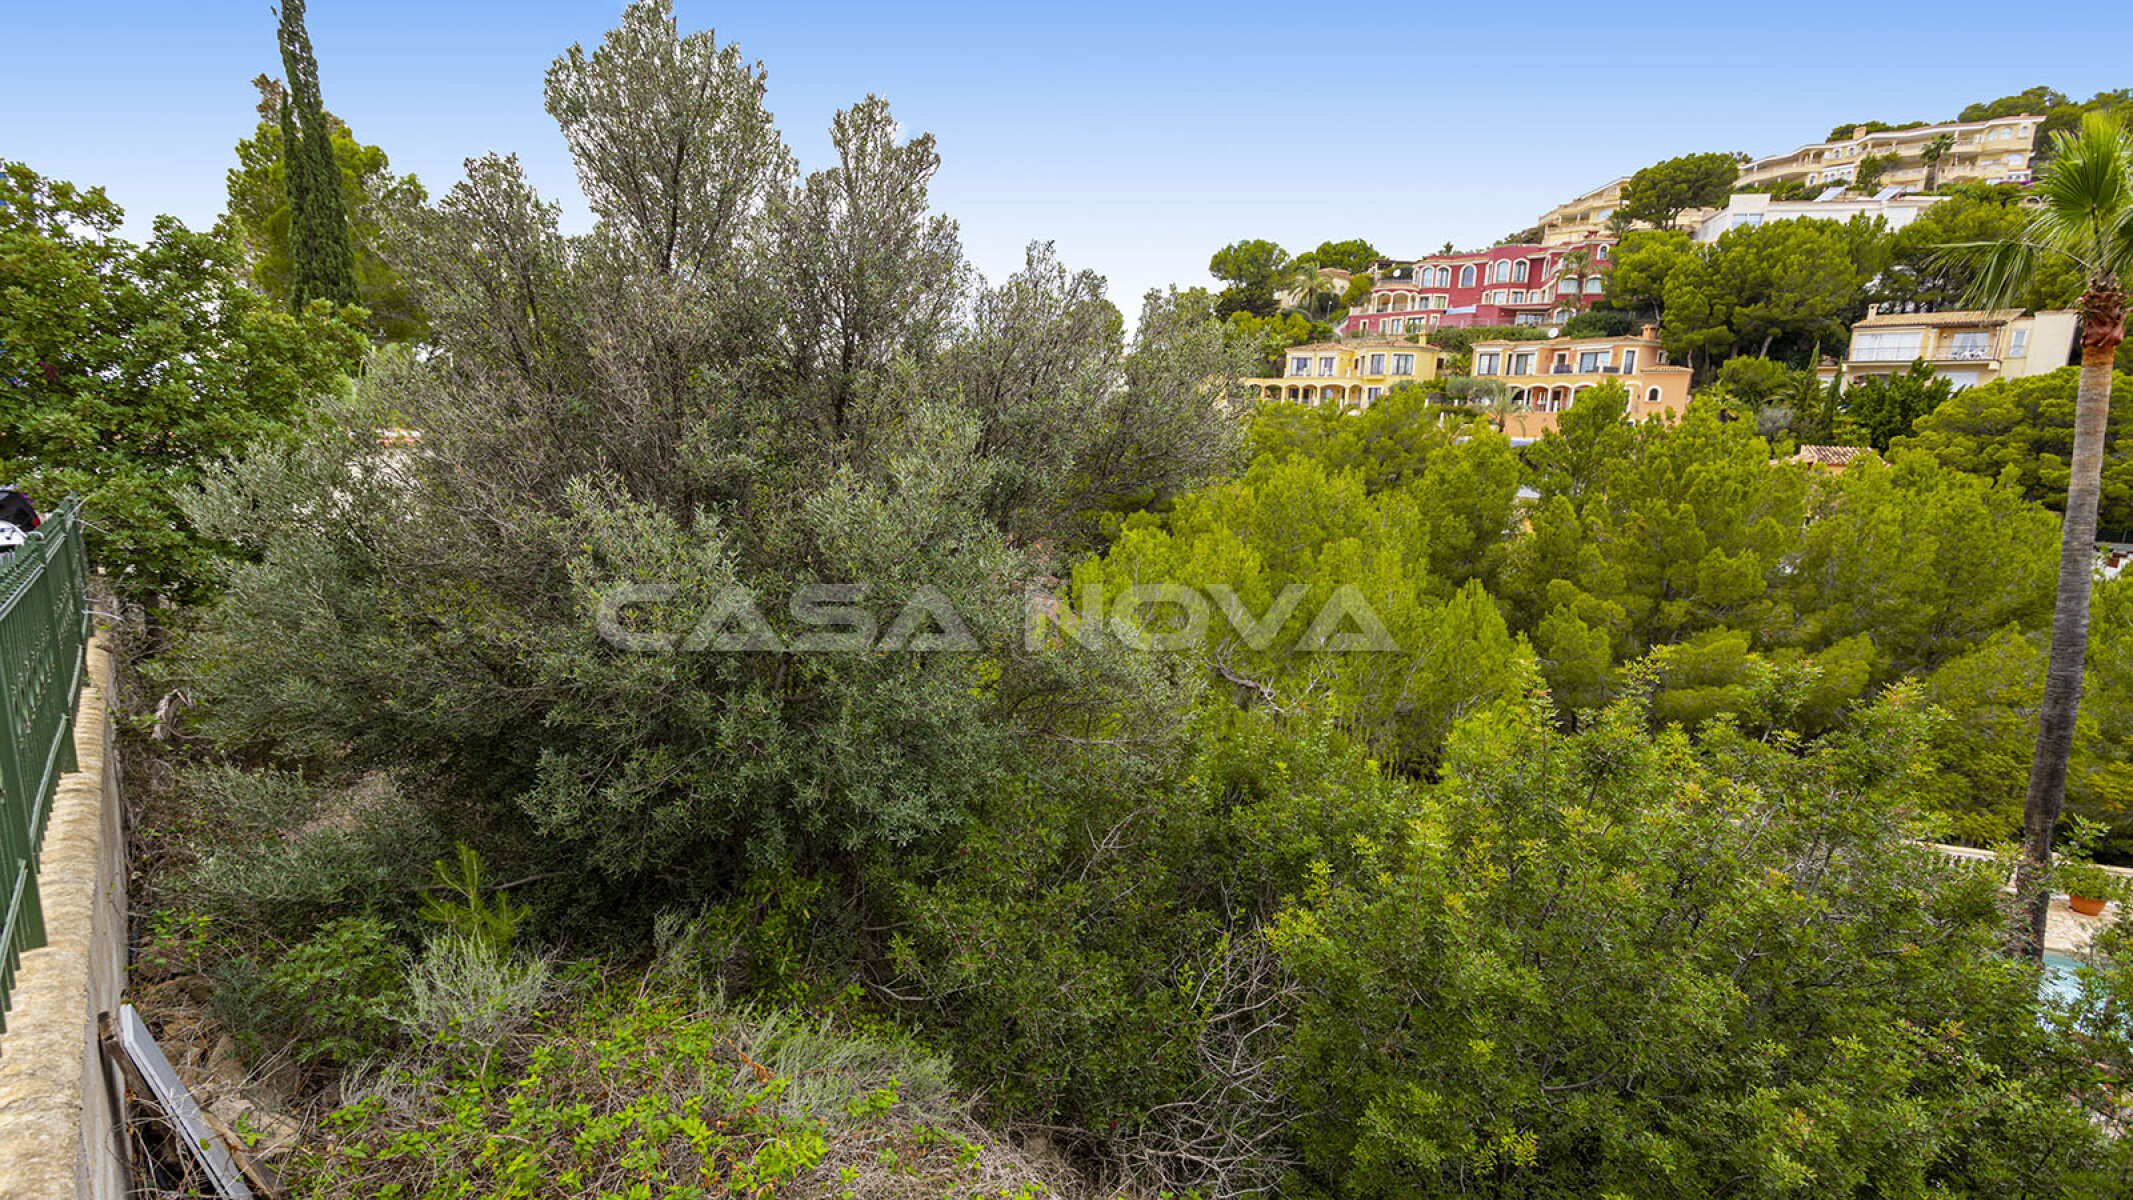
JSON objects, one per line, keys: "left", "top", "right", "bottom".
{"left": 0, "top": 499, "right": 90, "bottom": 1035}
{"left": 1938, "top": 344, "right": 1993, "bottom": 360}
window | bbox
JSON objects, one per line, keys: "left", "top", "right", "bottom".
{"left": 1945, "top": 331, "right": 1992, "bottom": 360}
{"left": 2008, "top": 329, "right": 2030, "bottom": 358}
{"left": 1558, "top": 279, "right": 1580, "bottom": 298}
{"left": 1646, "top": 387, "right": 1662, "bottom": 405}
{"left": 1476, "top": 352, "right": 1500, "bottom": 376}
{"left": 1392, "top": 353, "right": 1414, "bottom": 375}
{"left": 1578, "top": 350, "right": 1606, "bottom": 372}
{"left": 1435, "top": 266, "right": 1451, "bottom": 287}
{"left": 1852, "top": 330, "right": 1924, "bottom": 362}
{"left": 1492, "top": 261, "right": 1512, "bottom": 283}
{"left": 1513, "top": 260, "right": 1530, "bottom": 282}
{"left": 1369, "top": 353, "right": 1386, "bottom": 374}
{"left": 1596, "top": 245, "right": 1609, "bottom": 260}
{"left": 1511, "top": 290, "right": 1526, "bottom": 304}
{"left": 1511, "top": 352, "right": 1534, "bottom": 376}
{"left": 1621, "top": 349, "right": 1637, "bottom": 373}
{"left": 1365, "top": 386, "right": 1382, "bottom": 404}
{"left": 1291, "top": 356, "right": 1311, "bottom": 376}
{"left": 1460, "top": 265, "right": 1476, "bottom": 287}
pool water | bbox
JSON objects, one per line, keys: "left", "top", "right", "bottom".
{"left": 2041, "top": 951, "right": 2086, "bottom": 1007}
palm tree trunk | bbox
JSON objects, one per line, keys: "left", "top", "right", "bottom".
{"left": 2014, "top": 287, "right": 2124, "bottom": 961}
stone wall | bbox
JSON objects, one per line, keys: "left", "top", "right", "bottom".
{"left": 0, "top": 635, "right": 126, "bottom": 1200}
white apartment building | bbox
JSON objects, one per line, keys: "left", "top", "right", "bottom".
{"left": 1694, "top": 189, "right": 1943, "bottom": 242}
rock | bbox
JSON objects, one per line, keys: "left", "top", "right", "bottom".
{"left": 206, "top": 1035, "right": 245, "bottom": 1085}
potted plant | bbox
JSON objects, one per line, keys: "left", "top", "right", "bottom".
{"left": 2055, "top": 818, "right": 2122, "bottom": 916}
{"left": 2059, "top": 860, "right": 2119, "bottom": 917}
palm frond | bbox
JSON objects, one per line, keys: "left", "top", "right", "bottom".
{"left": 1939, "top": 112, "right": 2133, "bottom": 309}
{"left": 2035, "top": 114, "right": 2133, "bottom": 242}
{"left": 1936, "top": 239, "right": 2046, "bottom": 312}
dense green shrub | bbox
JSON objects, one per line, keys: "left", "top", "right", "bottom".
{"left": 1269, "top": 678, "right": 2114, "bottom": 1197}
{"left": 226, "top": 915, "right": 406, "bottom": 1068}
{"left": 300, "top": 989, "right": 1061, "bottom": 1200}
{"left": 164, "top": 765, "right": 442, "bottom": 944}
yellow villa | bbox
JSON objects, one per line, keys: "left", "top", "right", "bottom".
{"left": 1821, "top": 307, "right": 2079, "bottom": 390}
{"left": 1245, "top": 339, "right": 1448, "bottom": 408}
{"left": 1466, "top": 325, "right": 1693, "bottom": 438}
{"left": 1738, "top": 115, "right": 2040, "bottom": 192}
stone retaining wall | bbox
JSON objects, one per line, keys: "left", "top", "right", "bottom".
{"left": 0, "top": 635, "right": 125, "bottom": 1200}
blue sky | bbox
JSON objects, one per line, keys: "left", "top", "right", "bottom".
{"left": 4, "top": 1, "right": 2130, "bottom": 319}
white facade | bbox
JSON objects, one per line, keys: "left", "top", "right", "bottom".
{"left": 1694, "top": 190, "right": 1944, "bottom": 243}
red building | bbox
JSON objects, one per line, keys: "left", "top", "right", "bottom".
{"left": 1338, "top": 239, "right": 1614, "bottom": 336}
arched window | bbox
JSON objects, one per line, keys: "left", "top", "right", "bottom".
{"left": 1492, "top": 260, "right": 1512, "bottom": 283}
{"left": 1435, "top": 266, "right": 1451, "bottom": 287}
{"left": 1646, "top": 387, "right": 1662, "bottom": 405}
{"left": 1513, "top": 260, "right": 1529, "bottom": 282}
{"left": 1459, "top": 264, "right": 1476, "bottom": 288}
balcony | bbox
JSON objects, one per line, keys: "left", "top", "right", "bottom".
{"left": 1937, "top": 344, "right": 1994, "bottom": 361}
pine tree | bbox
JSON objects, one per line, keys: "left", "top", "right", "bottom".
{"left": 276, "top": 0, "right": 358, "bottom": 311}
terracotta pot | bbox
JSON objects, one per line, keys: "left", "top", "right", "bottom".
{"left": 2070, "top": 895, "right": 2108, "bottom": 917}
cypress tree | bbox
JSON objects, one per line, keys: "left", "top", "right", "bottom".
{"left": 276, "top": 0, "right": 359, "bottom": 312}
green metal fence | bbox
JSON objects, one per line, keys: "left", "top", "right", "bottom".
{"left": 0, "top": 499, "right": 91, "bottom": 1035}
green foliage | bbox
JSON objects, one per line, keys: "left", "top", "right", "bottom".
{"left": 275, "top": 0, "right": 361, "bottom": 311}
{"left": 1959, "top": 86, "right": 2129, "bottom": 150}
{"left": 222, "top": 80, "right": 428, "bottom": 341}
{"left": 240, "top": 915, "right": 406, "bottom": 1067}
{"left": 420, "top": 844, "right": 530, "bottom": 955}
{"left": 1225, "top": 309, "right": 1333, "bottom": 374}
{"left": 1901, "top": 367, "right": 2133, "bottom": 538}
{"left": 0, "top": 160, "right": 363, "bottom": 600}
{"left": 162, "top": 766, "right": 443, "bottom": 945}
{"left": 1617, "top": 151, "right": 1739, "bottom": 228}
{"left": 1853, "top": 150, "right": 1898, "bottom": 191}
{"left": 1715, "top": 354, "right": 1793, "bottom": 404}
{"left": 1827, "top": 119, "right": 1930, "bottom": 141}
{"left": 1209, "top": 238, "right": 1291, "bottom": 317}
{"left": 1559, "top": 307, "right": 1635, "bottom": 338}
{"left": 1269, "top": 681, "right": 2113, "bottom": 1198}
{"left": 1603, "top": 228, "right": 1695, "bottom": 324}
{"left": 1301, "top": 238, "right": 1379, "bottom": 274}
{"left": 1959, "top": 86, "right": 2068, "bottom": 124}
{"left": 1843, "top": 360, "right": 1956, "bottom": 451}
{"left": 1663, "top": 215, "right": 1889, "bottom": 370}
{"left": 1422, "top": 325, "right": 1546, "bottom": 356}
{"left": 403, "top": 934, "right": 557, "bottom": 1070}
{"left": 887, "top": 712, "right": 1403, "bottom": 1196}
{"left": 1916, "top": 582, "right": 2133, "bottom": 851}
{"left": 1872, "top": 190, "right": 2082, "bottom": 314}
{"left": 1510, "top": 393, "right": 1806, "bottom": 661}
{"left": 296, "top": 989, "right": 1052, "bottom": 1200}
{"left": 179, "top": 2, "right": 1244, "bottom": 926}
{"left": 1076, "top": 429, "right": 1527, "bottom": 770}
{"left": 1785, "top": 450, "right": 2057, "bottom": 679}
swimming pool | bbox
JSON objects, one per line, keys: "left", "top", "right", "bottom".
{"left": 2041, "top": 950, "right": 2086, "bottom": 1007}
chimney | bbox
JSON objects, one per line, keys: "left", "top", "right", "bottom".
{"left": 1639, "top": 323, "right": 1658, "bottom": 341}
